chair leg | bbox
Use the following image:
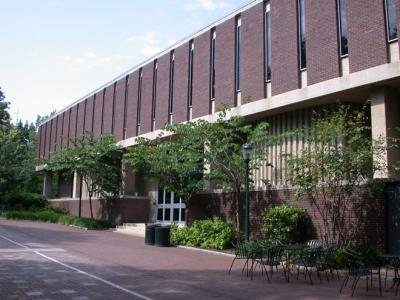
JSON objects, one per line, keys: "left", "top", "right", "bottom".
{"left": 366, "top": 275, "right": 369, "bottom": 292}
{"left": 316, "top": 269, "right": 322, "bottom": 283}
{"left": 241, "top": 259, "right": 248, "bottom": 274}
{"left": 250, "top": 259, "right": 255, "bottom": 280}
{"left": 228, "top": 257, "right": 237, "bottom": 274}
{"left": 263, "top": 265, "right": 270, "bottom": 283}
{"left": 351, "top": 276, "right": 360, "bottom": 298}
{"left": 340, "top": 274, "right": 350, "bottom": 293}
{"left": 378, "top": 271, "right": 382, "bottom": 297}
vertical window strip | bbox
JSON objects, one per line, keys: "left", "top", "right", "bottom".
{"left": 123, "top": 75, "right": 129, "bottom": 139}
{"left": 168, "top": 51, "right": 175, "bottom": 117}
{"left": 298, "top": 0, "right": 307, "bottom": 70}
{"left": 137, "top": 69, "right": 143, "bottom": 135}
{"left": 111, "top": 82, "right": 117, "bottom": 134}
{"left": 235, "top": 16, "right": 241, "bottom": 92}
{"left": 264, "top": 3, "right": 271, "bottom": 82}
{"left": 152, "top": 60, "right": 158, "bottom": 128}
{"left": 337, "top": 0, "right": 349, "bottom": 56}
{"left": 188, "top": 41, "right": 194, "bottom": 108}
{"left": 385, "top": 0, "right": 398, "bottom": 42}
{"left": 210, "top": 29, "right": 216, "bottom": 100}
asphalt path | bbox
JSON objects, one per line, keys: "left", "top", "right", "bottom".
{"left": 0, "top": 219, "right": 392, "bottom": 299}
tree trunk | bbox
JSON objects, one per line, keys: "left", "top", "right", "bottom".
{"left": 89, "top": 193, "right": 94, "bottom": 219}
{"left": 78, "top": 175, "right": 83, "bottom": 218}
{"left": 234, "top": 187, "right": 243, "bottom": 240}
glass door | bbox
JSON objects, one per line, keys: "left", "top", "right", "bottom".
{"left": 156, "top": 187, "right": 185, "bottom": 224}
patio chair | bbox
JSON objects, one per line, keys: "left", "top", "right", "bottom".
{"left": 307, "top": 239, "right": 323, "bottom": 249}
{"left": 317, "top": 244, "right": 341, "bottom": 281}
{"left": 293, "top": 246, "right": 324, "bottom": 284}
{"left": 259, "top": 245, "right": 286, "bottom": 283}
{"left": 228, "top": 241, "right": 253, "bottom": 276}
{"left": 339, "top": 248, "right": 382, "bottom": 297}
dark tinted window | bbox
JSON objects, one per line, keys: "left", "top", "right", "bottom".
{"left": 235, "top": 19, "right": 241, "bottom": 92}
{"left": 265, "top": 10, "right": 271, "bottom": 81}
{"left": 298, "top": 0, "right": 307, "bottom": 70}
{"left": 338, "top": 0, "right": 348, "bottom": 56}
{"left": 385, "top": 0, "right": 398, "bottom": 41}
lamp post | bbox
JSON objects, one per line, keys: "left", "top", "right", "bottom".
{"left": 242, "top": 143, "right": 252, "bottom": 241}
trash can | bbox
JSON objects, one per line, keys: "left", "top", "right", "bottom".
{"left": 154, "top": 225, "right": 171, "bottom": 247}
{"left": 145, "top": 224, "right": 158, "bottom": 245}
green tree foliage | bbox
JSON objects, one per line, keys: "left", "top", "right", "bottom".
{"left": 286, "top": 105, "right": 386, "bottom": 244}
{"left": 0, "top": 88, "right": 43, "bottom": 202}
{"left": 126, "top": 109, "right": 276, "bottom": 233}
{"left": 47, "top": 132, "right": 122, "bottom": 219}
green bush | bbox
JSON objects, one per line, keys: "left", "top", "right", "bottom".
{"left": 170, "top": 218, "right": 236, "bottom": 250}
{"left": 331, "top": 245, "right": 380, "bottom": 269}
{"left": 43, "top": 205, "right": 67, "bottom": 214}
{"left": 2, "top": 191, "right": 47, "bottom": 211}
{"left": 4, "top": 210, "right": 113, "bottom": 230}
{"left": 261, "top": 205, "right": 312, "bottom": 243}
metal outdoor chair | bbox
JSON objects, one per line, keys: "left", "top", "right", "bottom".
{"left": 228, "top": 241, "right": 252, "bottom": 276}
{"left": 293, "top": 246, "right": 324, "bottom": 284}
{"left": 259, "top": 244, "right": 286, "bottom": 283}
{"left": 339, "top": 248, "right": 382, "bottom": 298}
{"left": 307, "top": 239, "right": 323, "bottom": 249}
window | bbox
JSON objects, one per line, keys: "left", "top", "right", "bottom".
{"left": 152, "top": 60, "right": 158, "bottom": 129}
{"left": 210, "top": 29, "right": 216, "bottom": 100}
{"left": 264, "top": 3, "right": 271, "bottom": 82}
{"left": 168, "top": 52, "right": 175, "bottom": 120}
{"left": 298, "top": 0, "right": 306, "bottom": 70}
{"left": 385, "top": 0, "right": 398, "bottom": 42}
{"left": 235, "top": 17, "right": 241, "bottom": 92}
{"left": 337, "top": 0, "right": 349, "bottom": 56}
{"left": 123, "top": 75, "right": 129, "bottom": 139}
{"left": 136, "top": 69, "right": 143, "bottom": 135}
{"left": 188, "top": 41, "right": 194, "bottom": 108}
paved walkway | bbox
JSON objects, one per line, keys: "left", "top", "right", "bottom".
{"left": 0, "top": 219, "right": 395, "bottom": 299}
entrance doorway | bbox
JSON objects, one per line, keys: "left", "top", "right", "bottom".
{"left": 156, "top": 187, "right": 186, "bottom": 224}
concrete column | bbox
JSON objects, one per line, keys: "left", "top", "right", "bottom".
{"left": 370, "top": 87, "right": 400, "bottom": 179}
{"left": 121, "top": 161, "right": 136, "bottom": 196}
{"left": 43, "top": 172, "right": 53, "bottom": 198}
{"left": 72, "top": 172, "right": 81, "bottom": 199}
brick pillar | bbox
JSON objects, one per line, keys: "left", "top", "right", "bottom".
{"left": 370, "top": 86, "right": 400, "bottom": 179}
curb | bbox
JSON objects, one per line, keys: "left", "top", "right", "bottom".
{"left": 177, "top": 245, "right": 235, "bottom": 257}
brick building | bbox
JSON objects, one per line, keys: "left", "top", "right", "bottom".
{"left": 37, "top": 0, "right": 400, "bottom": 249}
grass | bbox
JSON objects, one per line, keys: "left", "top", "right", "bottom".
{"left": 3, "top": 210, "right": 114, "bottom": 230}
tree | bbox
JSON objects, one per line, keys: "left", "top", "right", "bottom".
{"left": 0, "top": 87, "right": 10, "bottom": 126}
{"left": 286, "top": 105, "right": 387, "bottom": 244}
{"left": 126, "top": 109, "right": 276, "bottom": 235}
{"left": 47, "top": 132, "right": 122, "bottom": 219}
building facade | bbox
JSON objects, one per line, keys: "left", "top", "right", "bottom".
{"left": 37, "top": 0, "right": 400, "bottom": 248}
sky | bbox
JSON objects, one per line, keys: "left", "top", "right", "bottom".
{"left": 0, "top": 0, "right": 251, "bottom": 124}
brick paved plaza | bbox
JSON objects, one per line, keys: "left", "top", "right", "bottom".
{"left": 0, "top": 219, "right": 395, "bottom": 299}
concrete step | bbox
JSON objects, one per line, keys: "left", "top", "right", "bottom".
{"left": 114, "top": 223, "right": 146, "bottom": 237}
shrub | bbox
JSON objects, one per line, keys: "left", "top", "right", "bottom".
{"left": 170, "top": 218, "right": 236, "bottom": 250}
{"left": 261, "top": 205, "right": 313, "bottom": 243}
{"left": 331, "top": 245, "right": 380, "bottom": 269}
{"left": 2, "top": 191, "right": 47, "bottom": 211}
{"left": 4, "top": 210, "right": 113, "bottom": 230}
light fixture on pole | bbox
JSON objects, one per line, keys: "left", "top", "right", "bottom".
{"left": 242, "top": 143, "right": 252, "bottom": 241}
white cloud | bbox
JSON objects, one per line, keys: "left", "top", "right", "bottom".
{"left": 60, "top": 52, "right": 134, "bottom": 68}
{"left": 184, "top": 0, "right": 228, "bottom": 11}
{"left": 125, "top": 31, "right": 174, "bottom": 57}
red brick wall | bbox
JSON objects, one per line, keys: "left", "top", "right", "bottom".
{"left": 45, "top": 121, "right": 51, "bottom": 159}
{"left": 347, "top": 0, "right": 388, "bottom": 73}
{"left": 271, "top": 0, "right": 299, "bottom": 95}
{"left": 241, "top": 2, "right": 265, "bottom": 102}
{"left": 38, "top": 125, "right": 43, "bottom": 161}
{"left": 84, "top": 95, "right": 94, "bottom": 133}
{"left": 50, "top": 197, "right": 150, "bottom": 225}
{"left": 125, "top": 71, "right": 139, "bottom": 139}
{"left": 305, "top": 0, "right": 340, "bottom": 85}
{"left": 139, "top": 64, "right": 154, "bottom": 134}
{"left": 69, "top": 105, "right": 78, "bottom": 144}
{"left": 56, "top": 114, "right": 63, "bottom": 152}
{"left": 62, "top": 110, "right": 70, "bottom": 147}
{"left": 49, "top": 118, "right": 56, "bottom": 156}
{"left": 92, "top": 92, "right": 103, "bottom": 138}
{"left": 76, "top": 101, "right": 85, "bottom": 138}
{"left": 189, "top": 189, "right": 386, "bottom": 249}
{"left": 173, "top": 43, "right": 189, "bottom": 123}
{"left": 155, "top": 54, "right": 170, "bottom": 130}
{"left": 102, "top": 85, "right": 115, "bottom": 134}
{"left": 215, "top": 17, "right": 236, "bottom": 110}
{"left": 114, "top": 78, "right": 126, "bottom": 141}
{"left": 192, "top": 31, "right": 211, "bottom": 119}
